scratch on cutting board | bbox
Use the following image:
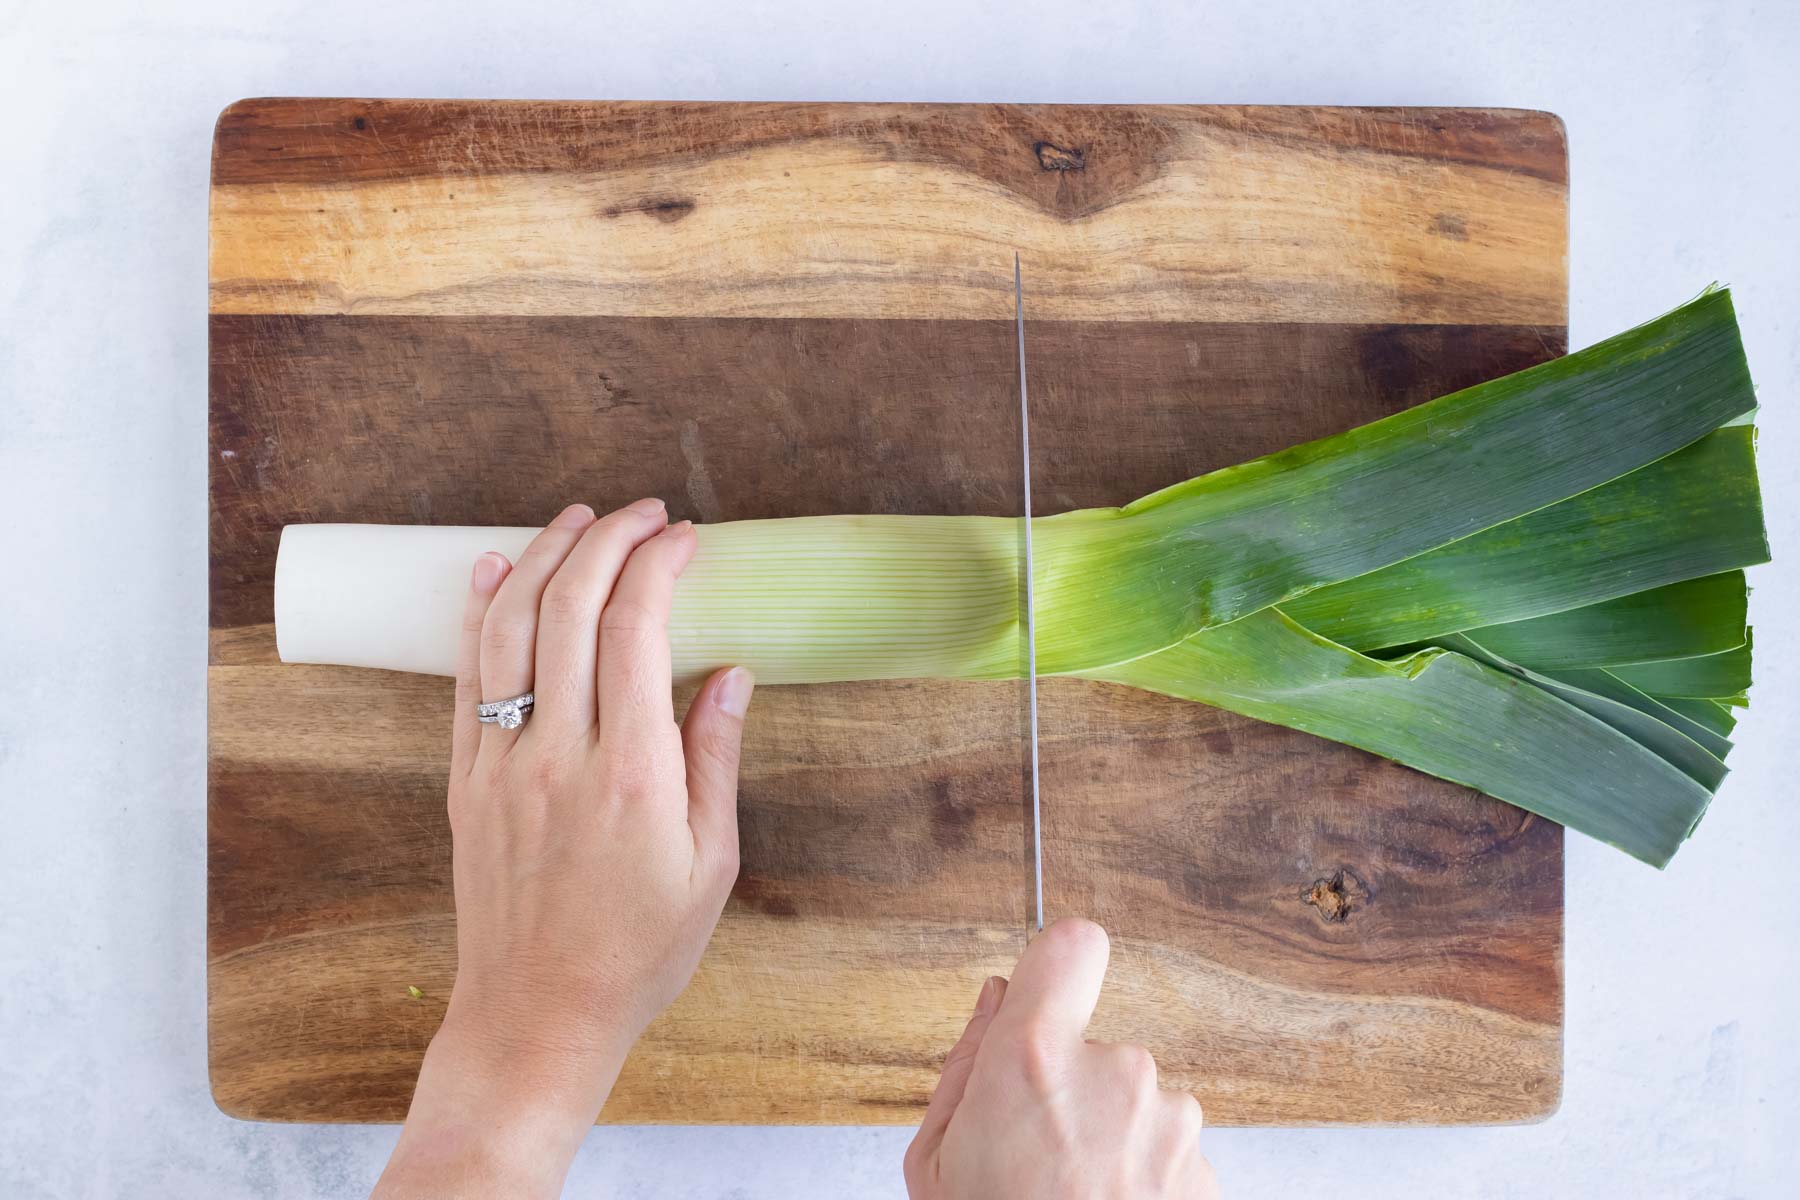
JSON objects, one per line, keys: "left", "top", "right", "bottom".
{"left": 679, "top": 419, "right": 722, "bottom": 522}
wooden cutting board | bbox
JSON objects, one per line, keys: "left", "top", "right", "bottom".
{"left": 208, "top": 100, "right": 1568, "bottom": 1125}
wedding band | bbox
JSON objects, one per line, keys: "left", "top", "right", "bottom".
{"left": 476, "top": 691, "right": 535, "bottom": 730}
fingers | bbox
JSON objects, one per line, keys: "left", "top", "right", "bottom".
{"left": 478, "top": 504, "right": 596, "bottom": 738}
{"left": 1165, "top": 1089, "right": 1204, "bottom": 1135}
{"left": 452, "top": 552, "right": 511, "bottom": 777}
{"left": 1160, "top": 1093, "right": 1213, "bottom": 1195}
{"left": 681, "top": 666, "right": 755, "bottom": 877}
{"left": 1093, "top": 1040, "right": 1160, "bottom": 1093}
{"left": 533, "top": 498, "right": 670, "bottom": 731}
{"left": 905, "top": 976, "right": 1008, "bottom": 1188}
{"left": 988, "top": 918, "right": 1110, "bottom": 1049}
{"left": 596, "top": 520, "right": 697, "bottom": 754}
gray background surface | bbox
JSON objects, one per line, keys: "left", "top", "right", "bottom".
{"left": 2, "top": 1, "right": 1795, "bottom": 1196}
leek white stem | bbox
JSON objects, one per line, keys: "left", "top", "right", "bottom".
{"left": 276, "top": 518, "right": 1023, "bottom": 685}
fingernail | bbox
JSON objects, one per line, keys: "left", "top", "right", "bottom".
{"left": 668, "top": 519, "right": 694, "bottom": 536}
{"left": 976, "top": 976, "right": 1004, "bottom": 1017}
{"left": 628, "top": 497, "right": 666, "bottom": 517}
{"left": 714, "top": 666, "right": 754, "bottom": 718}
{"left": 552, "top": 503, "right": 595, "bottom": 528}
{"left": 471, "top": 552, "right": 507, "bottom": 593}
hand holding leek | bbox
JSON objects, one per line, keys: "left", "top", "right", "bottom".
{"left": 373, "top": 501, "right": 754, "bottom": 1200}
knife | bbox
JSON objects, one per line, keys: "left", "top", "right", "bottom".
{"left": 1015, "top": 253, "right": 1044, "bottom": 934}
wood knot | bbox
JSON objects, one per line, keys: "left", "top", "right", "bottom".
{"left": 928, "top": 779, "right": 976, "bottom": 851}
{"left": 733, "top": 873, "right": 798, "bottom": 918}
{"left": 591, "top": 371, "right": 637, "bottom": 411}
{"left": 1430, "top": 212, "right": 1469, "bottom": 241}
{"left": 1304, "top": 868, "right": 1368, "bottom": 923}
{"left": 1034, "top": 141, "right": 1086, "bottom": 171}
{"left": 601, "top": 195, "right": 697, "bottom": 223}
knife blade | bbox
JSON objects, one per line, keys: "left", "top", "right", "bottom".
{"left": 1015, "top": 253, "right": 1044, "bottom": 934}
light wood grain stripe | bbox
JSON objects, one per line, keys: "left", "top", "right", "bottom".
{"left": 209, "top": 913, "right": 1028, "bottom": 1124}
{"left": 207, "top": 913, "right": 1555, "bottom": 1125}
{"left": 210, "top": 135, "right": 1565, "bottom": 323}
{"left": 1094, "top": 934, "right": 1561, "bottom": 1125}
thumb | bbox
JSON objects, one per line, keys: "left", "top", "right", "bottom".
{"left": 907, "top": 977, "right": 1008, "bottom": 1176}
{"left": 682, "top": 666, "right": 754, "bottom": 873}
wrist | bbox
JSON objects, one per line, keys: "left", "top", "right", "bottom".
{"left": 377, "top": 1013, "right": 629, "bottom": 1198}
{"left": 426, "top": 1002, "right": 630, "bottom": 1124}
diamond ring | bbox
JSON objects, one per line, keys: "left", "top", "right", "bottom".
{"left": 476, "top": 691, "right": 535, "bottom": 730}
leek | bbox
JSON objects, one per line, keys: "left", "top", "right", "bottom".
{"left": 275, "top": 290, "right": 1767, "bottom": 868}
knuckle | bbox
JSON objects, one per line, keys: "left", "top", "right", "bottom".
{"left": 1099, "top": 1043, "right": 1158, "bottom": 1103}
{"left": 638, "top": 529, "right": 684, "bottom": 562}
{"left": 525, "top": 754, "right": 563, "bottom": 795}
{"left": 1131, "top": 1058, "right": 1161, "bottom": 1102}
{"left": 901, "top": 1141, "right": 924, "bottom": 1185}
{"left": 1011, "top": 1023, "right": 1061, "bottom": 1089}
{"left": 479, "top": 753, "right": 513, "bottom": 791}
{"left": 590, "top": 508, "right": 644, "bottom": 547}
{"left": 607, "top": 756, "right": 656, "bottom": 801}
{"left": 517, "top": 537, "right": 570, "bottom": 571}
{"left": 481, "top": 617, "right": 530, "bottom": 662}
{"left": 600, "top": 597, "right": 664, "bottom": 637}
{"left": 538, "top": 581, "right": 591, "bottom": 626}
{"left": 1122, "top": 1043, "right": 1156, "bottom": 1080}
{"left": 691, "top": 725, "right": 741, "bottom": 773}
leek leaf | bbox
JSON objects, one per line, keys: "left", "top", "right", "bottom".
{"left": 1282, "top": 428, "right": 1766, "bottom": 651}
{"left": 1033, "top": 289, "right": 1756, "bottom": 672}
{"left": 1452, "top": 571, "right": 1748, "bottom": 671}
{"left": 1082, "top": 610, "right": 1713, "bottom": 867}
{"left": 1663, "top": 697, "right": 1740, "bottom": 738}
{"left": 1433, "top": 633, "right": 1728, "bottom": 791}
{"left": 1612, "top": 632, "right": 1754, "bottom": 700}
{"left": 1543, "top": 667, "right": 1736, "bottom": 761}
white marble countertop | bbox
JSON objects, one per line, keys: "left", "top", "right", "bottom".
{"left": 2, "top": 1, "right": 1795, "bottom": 1195}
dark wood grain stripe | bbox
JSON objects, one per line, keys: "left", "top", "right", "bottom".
{"left": 213, "top": 100, "right": 1566, "bottom": 193}
{"left": 210, "top": 671, "right": 1032, "bottom": 958}
{"left": 209, "top": 314, "right": 1564, "bottom": 632}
